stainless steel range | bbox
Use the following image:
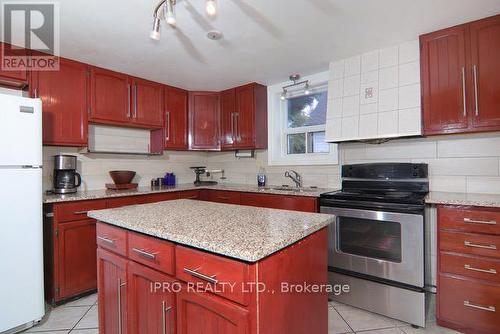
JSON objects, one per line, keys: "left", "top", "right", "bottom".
{"left": 320, "top": 163, "right": 429, "bottom": 327}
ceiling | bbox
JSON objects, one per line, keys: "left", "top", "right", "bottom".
{"left": 32, "top": 0, "right": 500, "bottom": 90}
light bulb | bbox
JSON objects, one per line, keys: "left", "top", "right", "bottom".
{"left": 304, "top": 83, "right": 310, "bottom": 95}
{"left": 280, "top": 90, "right": 287, "bottom": 100}
{"left": 150, "top": 18, "right": 161, "bottom": 40}
{"left": 166, "top": 0, "right": 176, "bottom": 26}
{"left": 206, "top": 0, "right": 217, "bottom": 16}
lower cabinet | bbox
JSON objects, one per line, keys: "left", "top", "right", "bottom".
{"left": 176, "top": 289, "right": 249, "bottom": 334}
{"left": 128, "top": 261, "right": 176, "bottom": 334}
{"left": 57, "top": 219, "right": 97, "bottom": 299}
{"left": 97, "top": 248, "right": 127, "bottom": 334}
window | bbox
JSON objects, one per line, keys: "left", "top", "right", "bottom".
{"left": 267, "top": 71, "right": 338, "bottom": 166}
{"left": 285, "top": 91, "right": 329, "bottom": 155}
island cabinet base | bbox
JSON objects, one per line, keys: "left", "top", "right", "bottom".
{"left": 96, "top": 222, "right": 328, "bottom": 334}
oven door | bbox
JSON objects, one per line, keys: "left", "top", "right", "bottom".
{"left": 321, "top": 206, "right": 424, "bottom": 288}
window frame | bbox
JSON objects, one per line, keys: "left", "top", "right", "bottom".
{"left": 267, "top": 71, "right": 338, "bottom": 166}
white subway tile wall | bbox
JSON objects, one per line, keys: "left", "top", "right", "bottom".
{"left": 326, "top": 40, "right": 422, "bottom": 142}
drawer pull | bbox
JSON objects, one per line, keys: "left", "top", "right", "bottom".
{"left": 97, "top": 236, "right": 115, "bottom": 245}
{"left": 464, "top": 218, "right": 497, "bottom": 225}
{"left": 464, "top": 241, "right": 497, "bottom": 250}
{"left": 464, "top": 300, "right": 496, "bottom": 313}
{"left": 464, "top": 264, "right": 497, "bottom": 275}
{"left": 132, "top": 247, "right": 157, "bottom": 260}
{"left": 74, "top": 210, "right": 89, "bottom": 215}
{"left": 183, "top": 267, "right": 218, "bottom": 284}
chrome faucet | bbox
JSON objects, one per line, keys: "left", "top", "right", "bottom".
{"left": 285, "top": 170, "right": 302, "bottom": 188}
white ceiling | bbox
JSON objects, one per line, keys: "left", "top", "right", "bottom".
{"left": 44, "top": 0, "right": 500, "bottom": 90}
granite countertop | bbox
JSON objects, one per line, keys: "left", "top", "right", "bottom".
{"left": 44, "top": 183, "right": 336, "bottom": 203}
{"left": 426, "top": 191, "right": 500, "bottom": 208}
{"left": 88, "top": 199, "right": 335, "bottom": 262}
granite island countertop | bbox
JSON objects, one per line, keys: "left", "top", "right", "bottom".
{"left": 426, "top": 191, "right": 500, "bottom": 208}
{"left": 44, "top": 183, "right": 337, "bottom": 203}
{"left": 88, "top": 199, "right": 335, "bottom": 262}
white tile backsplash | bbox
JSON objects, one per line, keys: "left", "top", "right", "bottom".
{"left": 399, "top": 61, "right": 420, "bottom": 86}
{"left": 361, "top": 50, "right": 379, "bottom": 73}
{"left": 399, "top": 40, "right": 420, "bottom": 64}
{"left": 343, "top": 75, "right": 361, "bottom": 97}
{"left": 398, "top": 83, "right": 421, "bottom": 109}
{"left": 379, "top": 66, "right": 399, "bottom": 89}
{"left": 378, "top": 88, "right": 399, "bottom": 112}
{"left": 379, "top": 46, "right": 399, "bottom": 68}
{"left": 378, "top": 110, "right": 399, "bottom": 136}
{"left": 344, "top": 56, "right": 361, "bottom": 76}
{"left": 342, "top": 95, "right": 360, "bottom": 116}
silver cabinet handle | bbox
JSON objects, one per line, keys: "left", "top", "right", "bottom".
{"left": 74, "top": 210, "right": 89, "bottom": 215}
{"left": 97, "top": 236, "right": 115, "bottom": 245}
{"left": 118, "top": 279, "right": 126, "bottom": 334}
{"left": 230, "top": 112, "right": 235, "bottom": 143}
{"left": 464, "top": 240, "right": 497, "bottom": 250}
{"left": 461, "top": 66, "right": 467, "bottom": 117}
{"left": 464, "top": 264, "right": 497, "bottom": 275}
{"left": 464, "top": 300, "right": 495, "bottom": 313}
{"left": 127, "top": 84, "right": 131, "bottom": 118}
{"left": 473, "top": 65, "right": 479, "bottom": 116}
{"left": 131, "top": 247, "right": 157, "bottom": 260}
{"left": 235, "top": 112, "right": 241, "bottom": 142}
{"left": 183, "top": 267, "right": 218, "bottom": 284}
{"left": 33, "top": 88, "right": 38, "bottom": 98}
{"left": 133, "top": 85, "right": 138, "bottom": 119}
{"left": 464, "top": 218, "right": 497, "bottom": 225}
{"left": 45, "top": 212, "right": 54, "bottom": 218}
{"left": 161, "top": 301, "right": 173, "bottom": 334}
{"left": 165, "top": 111, "right": 170, "bottom": 141}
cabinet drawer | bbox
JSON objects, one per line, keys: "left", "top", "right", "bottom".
{"left": 178, "top": 190, "right": 201, "bottom": 200}
{"left": 96, "top": 222, "right": 127, "bottom": 256}
{"left": 207, "top": 190, "right": 241, "bottom": 204}
{"left": 55, "top": 199, "right": 107, "bottom": 222}
{"left": 439, "top": 205, "right": 500, "bottom": 235}
{"left": 128, "top": 232, "right": 175, "bottom": 275}
{"left": 143, "top": 192, "right": 179, "bottom": 203}
{"left": 440, "top": 230, "right": 500, "bottom": 259}
{"left": 240, "top": 193, "right": 318, "bottom": 212}
{"left": 440, "top": 252, "right": 500, "bottom": 283}
{"left": 106, "top": 196, "right": 146, "bottom": 208}
{"left": 175, "top": 246, "right": 252, "bottom": 306}
{"left": 439, "top": 275, "right": 500, "bottom": 333}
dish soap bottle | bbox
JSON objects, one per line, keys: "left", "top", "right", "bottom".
{"left": 257, "top": 167, "right": 266, "bottom": 187}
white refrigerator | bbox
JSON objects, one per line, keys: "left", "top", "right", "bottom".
{"left": 0, "top": 94, "right": 45, "bottom": 333}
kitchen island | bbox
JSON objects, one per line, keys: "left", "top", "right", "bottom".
{"left": 88, "top": 199, "right": 335, "bottom": 334}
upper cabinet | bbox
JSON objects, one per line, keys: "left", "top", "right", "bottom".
{"left": 188, "top": 92, "right": 220, "bottom": 150}
{"left": 421, "top": 14, "right": 500, "bottom": 136}
{"left": 89, "top": 67, "right": 163, "bottom": 129}
{"left": 221, "top": 83, "right": 268, "bottom": 150}
{"left": 164, "top": 86, "right": 188, "bottom": 150}
{"left": 0, "top": 42, "right": 29, "bottom": 88}
{"left": 31, "top": 58, "right": 89, "bottom": 146}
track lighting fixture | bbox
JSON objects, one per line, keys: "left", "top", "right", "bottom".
{"left": 150, "top": 0, "right": 176, "bottom": 40}
{"left": 150, "top": 17, "right": 161, "bottom": 40}
{"left": 165, "top": 0, "right": 176, "bottom": 26}
{"left": 280, "top": 74, "right": 311, "bottom": 100}
{"left": 206, "top": 0, "right": 217, "bottom": 16}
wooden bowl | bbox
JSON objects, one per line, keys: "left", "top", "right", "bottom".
{"left": 109, "top": 171, "right": 136, "bottom": 184}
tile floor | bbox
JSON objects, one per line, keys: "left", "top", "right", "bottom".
{"left": 24, "top": 293, "right": 461, "bottom": 334}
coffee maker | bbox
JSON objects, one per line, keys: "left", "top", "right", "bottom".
{"left": 53, "top": 155, "right": 81, "bottom": 194}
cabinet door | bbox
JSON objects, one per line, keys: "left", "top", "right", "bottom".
{"left": 177, "top": 289, "right": 249, "bottom": 334}
{"left": 33, "top": 58, "right": 88, "bottom": 146}
{"left": 420, "top": 25, "right": 469, "bottom": 135}
{"left": 220, "top": 88, "right": 236, "bottom": 150}
{"left": 132, "top": 78, "right": 163, "bottom": 128}
{"left": 56, "top": 219, "right": 97, "bottom": 301}
{"left": 128, "top": 261, "right": 176, "bottom": 334}
{"left": 90, "top": 67, "right": 131, "bottom": 125}
{"left": 234, "top": 85, "right": 255, "bottom": 149}
{"left": 188, "top": 92, "right": 220, "bottom": 150}
{"left": 97, "top": 248, "right": 127, "bottom": 334}
{"left": 0, "top": 42, "right": 28, "bottom": 86}
{"left": 165, "top": 86, "right": 188, "bottom": 150}
{"left": 470, "top": 15, "right": 500, "bottom": 130}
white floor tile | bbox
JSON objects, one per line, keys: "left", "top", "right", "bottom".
{"left": 63, "top": 294, "right": 97, "bottom": 308}
{"left": 335, "top": 305, "right": 399, "bottom": 332}
{"left": 356, "top": 328, "right": 406, "bottom": 334}
{"left": 74, "top": 305, "right": 98, "bottom": 329}
{"left": 70, "top": 329, "right": 99, "bottom": 334}
{"left": 329, "top": 308, "right": 353, "bottom": 334}
{"left": 400, "top": 323, "right": 463, "bottom": 334}
{"left": 25, "top": 306, "right": 89, "bottom": 332}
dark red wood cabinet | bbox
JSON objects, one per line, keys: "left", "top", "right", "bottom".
{"left": 130, "top": 77, "right": 163, "bottom": 128}
{"left": 240, "top": 193, "right": 318, "bottom": 212}
{"left": 164, "top": 86, "right": 189, "bottom": 150}
{"left": 31, "top": 58, "right": 89, "bottom": 146}
{"left": 0, "top": 42, "right": 29, "bottom": 88}
{"left": 188, "top": 91, "right": 220, "bottom": 150}
{"left": 421, "top": 14, "right": 500, "bottom": 136}
{"left": 221, "top": 83, "right": 268, "bottom": 150}
{"left": 437, "top": 205, "right": 500, "bottom": 334}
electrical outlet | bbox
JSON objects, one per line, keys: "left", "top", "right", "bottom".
{"left": 365, "top": 87, "right": 374, "bottom": 99}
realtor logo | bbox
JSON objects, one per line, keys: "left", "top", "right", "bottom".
{"left": 1, "top": 1, "right": 60, "bottom": 71}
